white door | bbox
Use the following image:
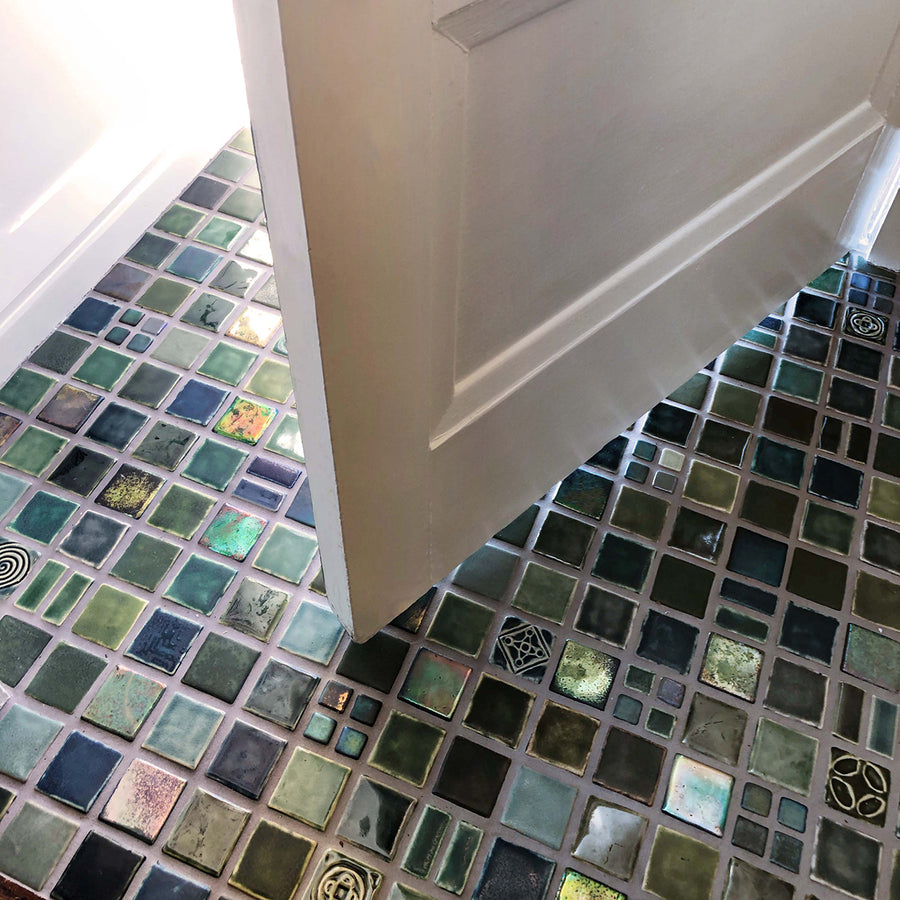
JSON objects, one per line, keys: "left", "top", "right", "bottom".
{"left": 233, "top": 0, "right": 900, "bottom": 640}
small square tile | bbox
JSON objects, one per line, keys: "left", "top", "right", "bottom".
{"left": 593, "top": 727, "right": 666, "bottom": 805}
{"left": 501, "top": 766, "right": 576, "bottom": 850}
{"left": 73, "top": 346, "right": 132, "bottom": 390}
{"left": 36, "top": 731, "right": 121, "bottom": 811}
{"left": 252, "top": 523, "right": 317, "bottom": 584}
{"left": 181, "top": 632, "right": 259, "bottom": 702}
{"left": 64, "top": 295, "right": 122, "bottom": 333}
{"left": 0, "top": 705, "right": 62, "bottom": 781}
{"left": 123, "top": 334, "right": 150, "bottom": 354}
{"left": 147, "top": 483, "right": 215, "bottom": 539}
{"left": 551, "top": 639, "right": 619, "bottom": 710}
{"left": 164, "top": 553, "right": 237, "bottom": 615}
{"left": 491, "top": 615, "right": 554, "bottom": 682}
{"left": 647, "top": 707, "right": 676, "bottom": 738}
{"left": 47, "top": 445, "right": 115, "bottom": 496}
{"left": 163, "top": 789, "right": 249, "bottom": 876}
{"left": 571, "top": 796, "right": 647, "bottom": 879}
{"left": 769, "top": 831, "right": 802, "bottom": 873}
{"left": 30, "top": 330, "right": 91, "bottom": 374}
{"left": 72, "top": 584, "right": 147, "bottom": 649}
{"left": 320, "top": 680, "right": 354, "bottom": 712}
{"left": 625, "top": 665, "right": 654, "bottom": 693}
{"left": 246, "top": 358, "right": 293, "bottom": 403}
{"left": 221, "top": 577, "right": 289, "bottom": 642}
{"left": 228, "top": 819, "right": 316, "bottom": 900}
{"left": 662, "top": 754, "right": 733, "bottom": 836}
{"left": 350, "top": 694, "right": 382, "bottom": 726}
{"left": 337, "top": 776, "right": 416, "bottom": 860}
{"left": 463, "top": 674, "right": 534, "bottom": 749}
{"left": 0, "top": 803, "right": 76, "bottom": 891}
{"left": 26, "top": 642, "right": 106, "bottom": 713}
{"left": 142, "top": 693, "right": 223, "bottom": 769}
{"left": 626, "top": 461, "right": 649, "bottom": 482}
{"left": 9, "top": 490, "right": 78, "bottom": 543}
{"left": 214, "top": 396, "right": 277, "bottom": 444}
{"left": 264, "top": 413, "right": 305, "bottom": 461}
{"left": 100, "top": 758, "right": 185, "bottom": 842}
{"left": 85, "top": 402, "right": 148, "bottom": 450}
{"left": 0, "top": 425, "right": 67, "bottom": 475}
{"left": 748, "top": 717, "right": 818, "bottom": 795}
{"left": 133, "top": 865, "right": 210, "bottom": 900}
{"left": 183, "top": 437, "right": 248, "bottom": 491}
{"left": 81, "top": 665, "right": 164, "bottom": 738}
{"left": 269, "top": 747, "right": 350, "bottom": 829}
{"left": 166, "top": 378, "right": 229, "bottom": 425}
{"left": 0, "top": 615, "right": 51, "bottom": 686}
{"left": 473, "top": 838, "right": 555, "bottom": 900}
{"left": 683, "top": 692, "right": 747, "bottom": 765}
{"left": 96, "top": 464, "right": 164, "bottom": 518}
{"left": 335, "top": 725, "right": 368, "bottom": 758}
{"left": 199, "top": 503, "right": 267, "bottom": 560}
{"left": 243, "top": 658, "right": 318, "bottom": 730}
{"left": 614, "top": 693, "right": 643, "bottom": 723}
{"left": 369, "top": 710, "right": 445, "bottom": 786}
{"left": 207, "top": 719, "right": 286, "bottom": 799}
{"left": 777, "top": 797, "right": 807, "bottom": 832}
{"left": 434, "top": 736, "right": 511, "bottom": 817}
{"left": 304, "top": 712, "right": 337, "bottom": 744}
{"left": 699, "top": 633, "right": 763, "bottom": 701}
{"left": 399, "top": 648, "right": 471, "bottom": 719}
{"left": 741, "top": 782, "right": 772, "bottom": 816}
{"left": 125, "top": 608, "right": 201, "bottom": 674}
{"left": 731, "top": 817, "right": 768, "bottom": 857}
{"left": 117, "top": 362, "right": 179, "bottom": 409}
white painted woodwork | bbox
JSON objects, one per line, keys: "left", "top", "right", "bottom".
{"left": 234, "top": 0, "right": 900, "bottom": 639}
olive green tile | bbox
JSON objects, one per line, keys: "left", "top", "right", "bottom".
{"left": 610, "top": 486, "right": 669, "bottom": 540}
{"left": 220, "top": 187, "right": 264, "bottom": 221}
{"left": 72, "top": 584, "right": 148, "bottom": 649}
{"left": 0, "top": 367, "right": 56, "bottom": 413}
{"left": 265, "top": 413, "right": 304, "bottom": 461}
{"left": 748, "top": 717, "right": 818, "bottom": 795}
{"left": 1, "top": 425, "right": 67, "bottom": 475}
{"left": 643, "top": 825, "right": 718, "bottom": 900}
{"left": 434, "top": 822, "right": 483, "bottom": 894}
{"left": 571, "top": 797, "right": 647, "bottom": 880}
{"left": 150, "top": 327, "right": 211, "bottom": 369}
{"left": 197, "top": 342, "right": 258, "bottom": 385}
{"left": 699, "top": 633, "right": 763, "bottom": 702}
{"left": 221, "top": 577, "right": 290, "bottom": 642}
{"left": 0, "top": 705, "right": 62, "bottom": 781}
{"left": 110, "top": 532, "right": 181, "bottom": 592}
{"left": 13, "top": 560, "right": 67, "bottom": 610}
{"left": 147, "top": 483, "right": 216, "bottom": 539}
{"left": 853, "top": 569, "right": 900, "bottom": 631}
{"left": 228, "top": 819, "right": 316, "bottom": 900}
{"left": 511, "top": 562, "right": 577, "bottom": 624}
{"left": 0, "top": 801, "right": 77, "bottom": 890}
{"left": 719, "top": 344, "right": 772, "bottom": 387}
{"left": 527, "top": 699, "right": 599, "bottom": 774}
{"left": 25, "top": 642, "right": 106, "bottom": 713}
{"left": 246, "top": 358, "right": 293, "bottom": 403}
{"left": 142, "top": 693, "right": 224, "bottom": 769}
{"left": 269, "top": 747, "right": 350, "bottom": 830}
{"left": 800, "top": 501, "right": 854, "bottom": 554}
{"left": 82, "top": 665, "right": 164, "bottom": 740}
{"left": 551, "top": 640, "right": 619, "bottom": 710}
{"left": 710, "top": 381, "right": 761, "bottom": 426}
{"left": 72, "top": 347, "right": 132, "bottom": 390}
{"left": 137, "top": 277, "right": 193, "bottom": 315}
{"left": 667, "top": 373, "right": 710, "bottom": 409}
{"left": 252, "top": 523, "right": 317, "bottom": 584}
{"left": 868, "top": 476, "right": 900, "bottom": 524}
{"left": 41, "top": 573, "right": 93, "bottom": 626}
{"left": 181, "top": 632, "right": 259, "bottom": 702}
{"left": 402, "top": 806, "right": 450, "bottom": 879}
{"left": 683, "top": 460, "right": 740, "bottom": 512}
{"left": 424, "top": 591, "right": 494, "bottom": 657}
{"left": 369, "top": 710, "right": 445, "bottom": 787}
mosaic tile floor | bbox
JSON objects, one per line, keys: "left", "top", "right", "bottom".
{"left": 1, "top": 128, "right": 900, "bottom": 900}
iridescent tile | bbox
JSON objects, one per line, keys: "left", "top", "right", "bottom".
{"left": 557, "top": 869, "right": 626, "bottom": 900}
{"left": 571, "top": 797, "right": 647, "bottom": 880}
{"left": 551, "top": 640, "right": 619, "bottom": 710}
{"left": 226, "top": 307, "right": 282, "bottom": 346}
{"left": 199, "top": 503, "right": 267, "bottom": 560}
{"left": 699, "top": 633, "right": 763, "bottom": 702}
{"left": 213, "top": 397, "right": 277, "bottom": 444}
{"left": 399, "top": 648, "right": 471, "bottom": 719}
{"left": 662, "top": 754, "right": 733, "bottom": 836}
{"left": 100, "top": 758, "right": 185, "bottom": 842}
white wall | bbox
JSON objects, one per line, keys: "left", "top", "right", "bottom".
{"left": 0, "top": 0, "right": 248, "bottom": 379}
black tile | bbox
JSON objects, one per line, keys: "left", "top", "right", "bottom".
{"left": 650, "top": 554, "right": 714, "bottom": 617}
{"left": 30, "top": 331, "right": 91, "bottom": 374}
{"left": 764, "top": 657, "right": 827, "bottom": 725}
{"left": 779, "top": 601, "right": 838, "bottom": 664}
{"left": 336, "top": 631, "right": 410, "bottom": 694}
{"left": 492, "top": 616, "right": 554, "bottom": 682}
{"left": 390, "top": 588, "right": 435, "bottom": 634}
{"left": 751, "top": 437, "right": 806, "bottom": 487}
{"left": 51, "top": 831, "right": 144, "bottom": 900}
{"left": 592, "top": 533, "right": 654, "bottom": 591}
{"left": 668, "top": 507, "right": 727, "bottom": 561}
{"left": 574, "top": 585, "right": 636, "bottom": 647}
{"left": 47, "top": 446, "right": 115, "bottom": 497}
{"left": 554, "top": 468, "right": 613, "bottom": 519}
{"left": 794, "top": 291, "right": 837, "bottom": 327}
{"left": 818, "top": 416, "right": 842, "bottom": 452}
{"left": 533, "top": 510, "right": 596, "bottom": 568}
{"left": 784, "top": 325, "right": 830, "bottom": 363}
{"left": 862, "top": 522, "right": 900, "bottom": 575}
{"left": 733, "top": 816, "right": 768, "bottom": 856}
{"left": 493, "top": 505, "right": 539, "bottom": 547}
{"left": 827, "top": 377, "right": 875, "bottom": 419}
{"left": 874, "top": 433, "right": 900, "bottom": 477}
{"left": 133, "top": 865, "right": 210, "bottom": 900}
{"left": 36, "top": 731, "right": 121, "bottom": 812}
{"left": 846, "top": 424, "right": 871, "bottom": 462}
{"left": 592, "top": 726, "right": 666, "bottom": 805}
{"left": 808, "top": 456, "right": 862, "bottom": 508}
{"left": 848, "top": 288, "right": 868, "bottom": 305}
{"left": 206, "top": 720, "right": 285, "bottom": 800}
{"left": 763, "top": 396, "right": 817, "bottom": 444}
{"left": 636, "top": 610, "right": 698, "bottom": 674}
{"left": 473, "top": 838, "right": 555, "bottom": 900}
{"left": 727, "top": 527, "right": 787, "bottom": 587}
{"left": 720, "top": 577, "right": 778, "bottom": 615}
{"left": 739, "top": 481, "right": 798, "bottom": 536}
{"left": 588, "top": 435, "right": 628, "bottom": 472}
{"left": 786, "top": 547, "right": 847, "bottom": 610}
{"left": 180, "top": 176, "right": 229, "bottom": 209}
{"left": 125, "top": 609, "right": 202, "bottom": 675}
{"left": 463, "top": 676, "right": 533, "bottom": 747}
{"left": 433, "top": 736, "right": 510, "bottom": 817}
{"left": 642, "top": 403, "right": 696, "bottom": 446}
{"left": 337, "top": 776, "right": 414, "bottom": 859}
{"left": 85, "top": 402, "right": 149, "bottom": 451}
{"left": 696, "top": 420, "right": 750, "bottom": 466}
{"left": 836, "top": 340, "right": 882, "bottom": 380}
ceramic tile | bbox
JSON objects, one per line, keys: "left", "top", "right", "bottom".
{"left": 637, "top": 610, "right": 698, "bottom": 674}
{"left": 36, "top": 731, "right": 121, "bottom": 811}
{"left": 554, "top": 467, "right": 613, "bottom": 519}
{"left": 319, "top": 680, "right": 354, "bottom": 712}
{"left": 811, "top": 817, "right": 881, "bottom": 900}
{"left": 220, "top": 187, "right": 265, "bottom": 222}
{"left": 0, "top": 615, "right": 51, "bottom": 686}
{"left": 252, "top": 523, "right": 317, "bottom": 584}
{"left": 110, "top": 532, "right": 181, "bottom": 592}
{"left": 304, "top": 711, "right": 336, "bottom": 744}
{"left": 592, "top": 532, "right": 654, "bottom": 590}
{"left": 763, "top": 656, "right": 827, "bottom": 725}
{"left": 243, "top": 658, "right": 317, "bottom": 730}
{"left": 132, "top": 865, "right": 210, "bottom": 900}
{"left": 399, "top": 648, "right": 471, "bottom": 719}
{"left": 234, "top": 477, "right": 284, "bottom": 511}
{"left": 463, "top": 673, "right": 534, "bottom": 749}
{"left": 662, "top": 754, "right": 733, "bottom": 836}
{"left": 368, "top": 710, "right": 445, "bottom": 786}
{"left": 403, "top": 806, "right": 451, "bottom": 878}
{"left": 166, "top": 378, "right": 229, "bottom": 425}
{"left": 85, "top": 402, "right": 148, "bottom": 450}
{"left": 732, "top": 816, "right": 768, "bottom": 857}
{"left": 748, "top": 717, "right": 818, "bottom": 795}
{"left": 207, "top": 719, "right": 286, "bottom": 799}
{"left": 502, "top": 766, "right": 576, "bottom": 849}
{"left": 142, "top": 693, "right": 223, "bottom": 769}
{"left": 47, "top": 445, "right": 115, "bottom": 495}
{"left": 473, "top": 838, "right": 555, "bottom": 900}
{"left": 227, "top": 309, "right": 281, "bottom": 348}
{"left": 211, "top": 260, "right": 262, "bottom": 297}
{"left": 337, "top": 776, "right": 416, "bottom": 859}
{"left": 181, "top": 632, "right": 259, "bottom": 702}
{"left": 163, "top": 552, "right": 237, "bottom": 614}
{"left": 30, "top": 330, "right": 91, "bottom": 375}
{"left": 125, "top": 608, "right": 201, "bottom": 674}
{"left": 277, "top": 598, "right": 343, "bottom": 660}
{"left": 25, "top": 642, "right": 106, "bottom": 713}
{"left": 551, "top": 640, "right": 619, "bottom": 710}
{"left": 434, "top": 822, "right": 483, "bottom": 895}
{"left": 642, "top": 825, "right": 718, "bottom": 900}
{"left": 427, "top": 591, "right": 495, "bottom": 653}
{"left": 0, "top": 705, "right": 62, "bottom": 781}
{"left": 183, "top": 437, "right": 248, "bottom": 490}
{"left": 534, "top": 509, "right": 597, "bottom": 568}
{"left": 65, "top": 294, "right": 123, "bottom": 331}
{"left": 335, "top": 724, "right": 368, "bottom": 758}
{"left": 593, "top": 727, "right": 666, "bottom": 805}
{"left": 227, "top": 819, "right": 315, "bottom": 900}
{"left": 147, "top": 483, "right": 215, "bottom": 538}
{"left": 193, "top": 219, "right": 243, "bottom": 253}
{"left": 9, "top": 490, "right": 78, "bottom": 543}
{"left": 0, "top": 471, "right": 28, "bottom": 517}
{"left": 1, "top": 425, "right": 67, "bottom": 475}
{"left": 452, "top": 544, "right": 518, "bottom": 599}
{"left": 268, "top": 747, "right": 350, "bottom": 830}
{"left": 264, "top": 413, "right": 305, "bottom": 461}
{"left": 434, "top": 736, "right": 511, "bottom": 817}
{"left": 71, "top": 584, "right": 147, "bottom": 649}
{"left": 699, "top": 633, "right": 763, "bottom": 702}
{"left": 81, "top": 665, "right": 164, "bottom": 739}
{"left": 220, "top": 576, "right": 289, "bottom": 642}
{"left": 306, "top": 851, "right": 382, "bottom": 900}
{"left": 682, "top": 692, "right": 748, "bottom": 765}
{"left": 100, "top": 758, "right": 185, "bottom": 842}
{"left": 73, "top": 346, "right": 132, "bottom": 390}
{"left": 59, "top": 510, "right": 127, "bottom": 567}
{"left": 0, "top": 802, "right": 77, "bottom": 890}
{"left": 651, "top": 554, "right": 715, "bottom": 617}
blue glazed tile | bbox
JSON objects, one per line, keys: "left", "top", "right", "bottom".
{"left": 233, "top": 478, "right": 284, "bottom": 511}
{"left": 64, "top": 297, "right": 121, "bottom": 335}
{"left": 85, "top": 402, "right": 149, "bottom": 451}
{"left": 105, "top": 326, "right": 129, "bottom": 345}
{"left": 36, "top": 731, "right": 121, "bottom": 812}
{"left": 335, "top": 726, "right": 368, "bottom": 759}
{"left": 166, "top": 379, "right": 230, "bottom": 426}
{"left": 127, "top": 334, "right": 153, "bottom": 353}
{"left": 166, "top": 246, "right": 222, "bottom": 283}
{"left": 246, "top": 456, "right": 300, "bottom": 487}
{"left": 125, "top": 609, "right": 202, "bottom": 675}
{"left": 285, "top": 478, "right": 315, "bottom": 526}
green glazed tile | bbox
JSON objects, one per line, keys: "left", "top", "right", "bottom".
{"left": 13, "top": 560, "right": 66, "bottom": 610}
{"left": 699, "top": 633, "right": 763, "bottom": 702}
{"left": 667, "top": 372, "right": 710, "bottom": 409}
{"left": 527, "top": 699, "right": 599, "bottom": 775}
{"left": 180, "top": 292, "right": 236, "bottom": 332}
{"left": 164, "top": 788, "right": 250, "bottom": 876}
{"left": 0, "top": 471, "right": 28, "bottom": 518}
{"left": 164, "top": 553, "right": 237, "bottom": 615}
{"left": 369, "top": 710, "right": 445, "bottom": 786}
{"left": 710, "top": 381, "right": 761, "bottom": 426}
{"left": 463, "top": 673, "right": 535, "bottom": 748}
{"left": 142, "top": 693, "right": 224, "bottom": 769}
{"left": 0, "top": 705, "right": 62, "bottom": 781}
{"left": 246, "top": 358, "right": 293, "bottom": 402}
{"left": 741, "top": 783, "right": 772, "bottom": 816}
{"left": 336, "top": 776, "right": 416, "bottom": 860}
{"left": 403, "top": 806, "right": 451, "bottom": 878}
{"left": 719, "top": 344, "right": 772, "bottom": 386}
{"left": 221, "top": 577, "right": 289, "bottom": 642}
{"left": 842, "top": 623, "right": 900, "bottom": 691}
{"left": 228, "top": 818, "right": 316, "bottom": 900}
{"left": 42, "top": 573, "right": 92, "bottom": 625}
{"left": 252, "top": 523, "right": 317, "bottom": 584}
{"left": 853, "top": 570, "right": 900, "bottom": 631}
{"left": 683, "top": 460, "right": 740, "bottom": 512}
{"left": 643, "top": 825, "right": 718, "bottom": 900}
{"left": 610, "top": 486, "right": 669, "bottom": 540}
{"left": 335, "top": 725, "right": 367, "bottom": 759}
{"left": 551, "top": 640, "right": 619, "bottom": 710}
{"left": 742, "top": 328, "right": 776, "bottom": 348}
{"left": 646, "top": 708, "right": 675, "bottom": 738}
{"left": 427, "top": 591, "right": 495, "bottom": 654}
{"left": 399, "top": 648, "right": 471, "bottom": 719}
{"left": 196, "top": 216, "right": 245, "bottom": 250}
{"left": 799, "top": 501, "right": 854, "bottom": 554}
{"left": 773, "top": 359, "right": 823, "bottom": 402}
{"left": 82, "top": 665, "right": 164, "bottom": 739}
{"left": 739, "top": 481, "right": 798, "bottom": 536}
{"left": 434, "top": 822, "right": 483, "bottom": 895}
{"left": 868, "top": 476, "right": 900, "bottom": 524}
{"left": 501, "top": 766, "right": 576, "bottom": 850}
{"left": 723, "top": 858, "right": 795, "bottom": 900}
{"left": 183, "top": 438, "right": 248, "bottom": 491}
{"left": 1, "top": 425, "right": 67, "bottom": 475}
{"left": 714, "top": 606, "right": 768, "bottom": 643}
{"left": 147, "top": 483, "right": 216, "bottom": 539}
{"left": 155, "top": 204, "right": 204, "bottom": 236}
{"left": 808, "top": 265, "right": 845, "bottom": 295}
{"left": 0, "top": 367, "right": 56, "bottom": 413}
{"left": 0, "top": 801, "right": 77, "bottom": 890}
{"left": 150, "top": 327, "right": 210, "bottom": 369}
{"left": 29, "top": 330, "right": 90, "bottom": 375}
{"left": 197, "top": 342, "right": 258, "bottom": 385}
{"left": 868, "top": 697, "right": 897, "bottom": 756}
{"left": 510, "top": 562, "right": 577, "bottom": 624}
{"left": 264, "top": 413, "right": 304, "bottom": 461}
{"left": 268, "top": 747, "right": 350, "bottom": 830}
{"left": 748, "top": 717, "right": 818, "bottom": 795}
{"left": 181, "top": 632, "right": 259, "bottom": 702}
{"left": 72, "top": 346, "right": 132, "bottom": 390}
{"left": 625, "top": 665, "right": 654, "bottom": 693}
{"left": 389, "top": 885, "right": 438, "bottom": 900}
{"left": 0, "top": 616, "right": 51, "bottom": 686}
{"left": 137, "top": 277, "right": 193, "bottom": 315}
{"left": 220, "top": 187, "right": 264, "bottom": 221}
{"left": 110, "top": 532, "right": 181, "bottom": 592}
{"left": 812, "top": 817, "right": 880, "bottom": 900}
{"left": 206, "top": 149, "right": 253, "bottom": 181}
{"left": 277, "top": 599, "right": 343, "bottom": 661}
{"left": 25, "top": 642, "right": 106, "bottom": 713}
{"left": 131, "top": 420, "right": 197, "bottom": 471}
{"left": 651, "top": 554, "right": 715, "bottom": 617}
{"left": 304, "top": 712, "right": 336, "bottom": 744}
{"left": 199, "top": 504, "right": 267, "bottom": 560}
{"left": 72, "top": 584, "right": 147, "bottom": 649}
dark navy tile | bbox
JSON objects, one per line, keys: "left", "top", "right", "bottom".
{"left": 234, "top": 478, "right": 284, "bottom": 512}
{"left": 808, "top": 456, "right": 863, "bottom": 507}
{"left": 37, "top": 731, "right": 121, "bottom": 812}
{"left": 246, "top": 456, "right": 300, "bottom": 488}
{"left": 52, "top": 830, "right": 144, "bottom": 900}
{"left": 727, "top": 527, "right": 788, "bottom": 586}
{"left": 64, "top": 296, "right": 122, "bottom": 335}
{"left": 85, "top": 402, "right": 149, "bottom": 451}
{"left": 166, "top": 379, "right": 229, "bottom": 426}
{"left": 133, "top": 865, "right": 210, "bottom": 900}
{"left": 125, "top": 609, "right": 202, "bottom": 675}
{"left": 180, "top": 175, "right": 229, "bottom": 209}
{"left": 794, "top": 291, "right": 836, "bottom": 328}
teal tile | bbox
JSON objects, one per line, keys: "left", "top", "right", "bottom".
{"left": 252, "top": 523, "right": 317, "bottom": 584}
{"left": 773, "top": 359, "right": 823, "bottom": 402}
{"left": 183, "top": 438, "right": 248, "bottom": 491}
{"left": 0, "top": 367, "right": 56, "bottom": 413}
{"left": 9, "top": 491, "right": 78, "bottom": 543}
{"left": 1, "top": 425, "right": 67, "bottom": 475}
{"left": 164, "top": 553, "right": 237, "bottom": 615}
{"left": 72, "top": 347, "right": 132, "bottom": 390}
{"left": 264, "top": 413, "right": 305, "bottom": 461}
{"left": 304, "top": 712, "right": 337, "bottom": 744}
{"left": 197, "top": 342, "right": 258, "bottom": 385}
{"left": 0, "top": 705, "right": 62, "bottom": 780}
{"left": 142, "top": 693, "right": 224, "bottom": 769}
{"left": 502, "top": 767, "right": 576, "bottom": 849}
{"left": 278, "top": 599, "right": 344, "bottom": 662}
{"left": 0, "top": 470, "right": 28, "bottom": 518}
{"left": 434, "top": 822, "right": 483, "bottom": 895}
{"left": 0, "top": 615, "right": 51, "bottom": 686}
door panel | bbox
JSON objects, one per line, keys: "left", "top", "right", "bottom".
{"left": 234, "top": 0, "right": 900, "bottom": 639}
